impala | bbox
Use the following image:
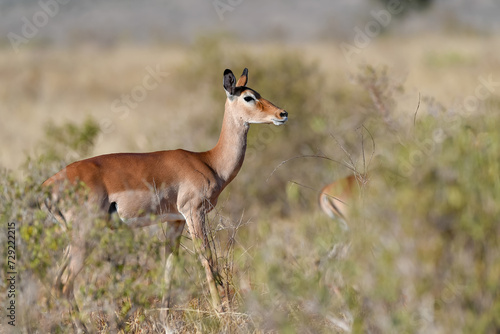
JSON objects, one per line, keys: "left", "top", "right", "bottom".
{"left": 318, "top": 173, "right": 367, "bottom": 229}
{"left": 42, "top": 68, "right": 288, "bottom": 325}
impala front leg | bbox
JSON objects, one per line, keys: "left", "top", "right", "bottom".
{"left": 161, "top": 220, "right": 185, "bottom": 320}
{"left": 182, "top": 208, "right": 222, "bottom": 312}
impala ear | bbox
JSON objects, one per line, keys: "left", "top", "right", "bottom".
{"left": 223, "top": 69, "right": 236, "bottom": 97}
{"left": 236, "top": 68, "right": 248, "bottom": 87}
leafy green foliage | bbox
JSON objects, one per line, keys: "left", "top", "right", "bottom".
{"left": 39, "top": 117, "right": 100, "bottom": 163}
{"left": 338, "top": 94, "right": 500, "bottom": 332}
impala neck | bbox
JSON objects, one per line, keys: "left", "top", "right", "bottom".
{"left": 206, "top": 101, "right": 249, "bottom": 187}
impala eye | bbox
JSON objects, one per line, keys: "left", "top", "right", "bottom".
{"left": 244, "top": 96, "right": 255, "bottom": 102}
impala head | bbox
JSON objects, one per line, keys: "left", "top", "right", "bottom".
{"left": 223, "top": 68, "right": 288, "bottom": 126}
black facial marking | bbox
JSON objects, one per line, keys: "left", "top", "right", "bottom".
{"left": 233, "top": 87, "right": 261, "bottom": 98}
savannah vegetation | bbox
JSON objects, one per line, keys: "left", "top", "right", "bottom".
{"left": 1, "top": 32, "right": 500, "bottom": 333}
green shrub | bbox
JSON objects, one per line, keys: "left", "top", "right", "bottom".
{"left": 340, "top": 101, "right": 500, "bottom": 332}
{"left": 38, "top": 117, "right": 100, "bottom": 164}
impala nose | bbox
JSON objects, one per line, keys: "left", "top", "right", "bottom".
{"left": 280, "top": 111, "right": 288, "bottom": 118}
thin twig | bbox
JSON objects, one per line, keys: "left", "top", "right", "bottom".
{"left": 363, "top": 125, "right": 376, "bottom": 171}
{"left": 330, "top": 132, "right": 356, "bottom": 172}
{"left": 360, "top": 127, "right": 366, "bottom": 174}
{"left": 413, "top": 92, "right": 421, "bottom": 127}
{"left": 289, "top": 180, "right": 348, "bottom": 205}
{"left": 267, "top": 154, "right": 353, "bottom": 182}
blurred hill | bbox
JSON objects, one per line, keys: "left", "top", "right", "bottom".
{"left": 1, "top": 0, "right": 499, "bottom": 47}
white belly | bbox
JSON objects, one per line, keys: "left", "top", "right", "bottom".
{"left": 119, "top": 213, "right": 185, "bottom": 227}
{"left": 108, "top": 190, "right": 183, "bottom": 227}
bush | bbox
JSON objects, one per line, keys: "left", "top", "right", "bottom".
{"left": 337, "top": 95, "right": 500, "bottom": 332}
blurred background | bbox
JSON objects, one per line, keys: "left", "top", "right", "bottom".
{"left": 1, "top": 0, "right": 500, "bottom": 332}
{"left": 1, "top": 0, "right": 499, "bottom": 170}
{"left": 1, "top": 0, "right": 499, "bottom": 45}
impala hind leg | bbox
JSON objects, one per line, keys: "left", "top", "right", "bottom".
{"left": 161, "top": 220, "right": 185, "bottom": 320}
{"left": 54, "top": 245, "right": 71, "bottom": 295}
{"left": 182, "top": 210, "right": 223, "bottom": 312}
{"left": 50, "top": 211, "right": 89, "bottom": 332}
{"left": 54, "top": 238, "right": 88, "bottom": 333}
